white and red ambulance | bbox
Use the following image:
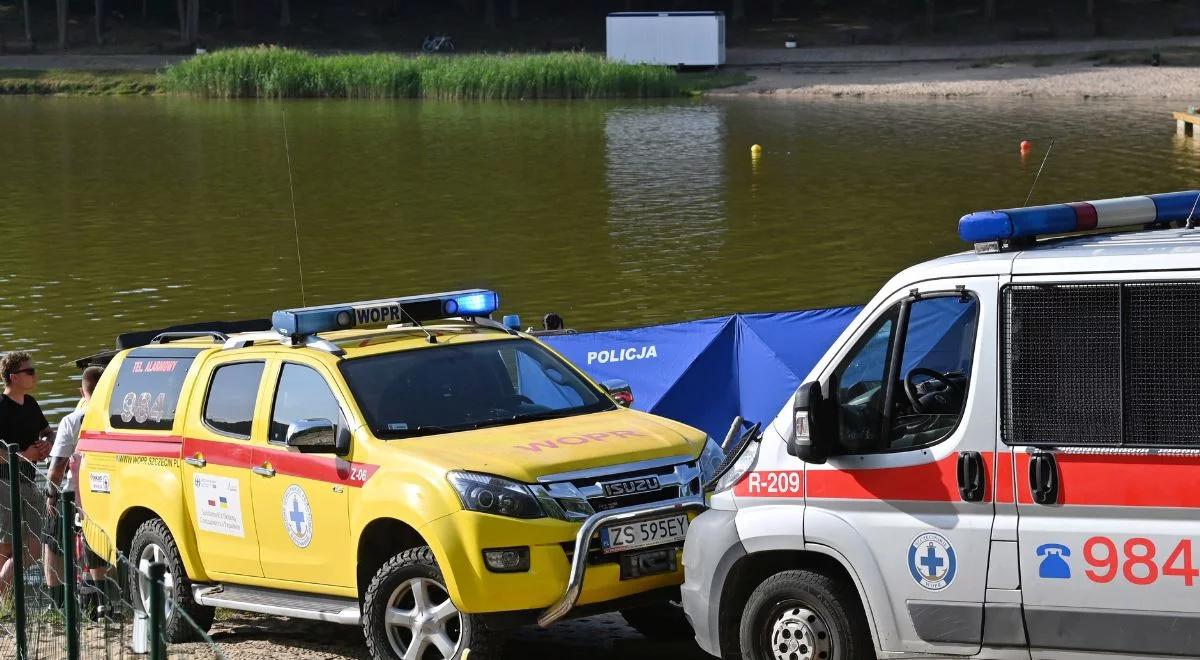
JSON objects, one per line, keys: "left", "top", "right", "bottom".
{"left": 683, "top": 191, "right": 1200, "bottom": 660}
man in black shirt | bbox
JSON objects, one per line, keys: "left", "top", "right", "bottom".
{"left": 0, "top": 351, "right": 51, "bottom": 594}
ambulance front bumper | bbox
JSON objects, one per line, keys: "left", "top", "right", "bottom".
{"left": 537, "top": 495, "right": 707, "bottom": 627}
{"left": 681, "top": 508, "right": 746, "bottom": 657}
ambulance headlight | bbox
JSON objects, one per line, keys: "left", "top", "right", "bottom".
{"left": 447, "top": 471, "right": 545, "bottom": 519}
{"left": 698, "top": 437, "right": 725, "bottom": 484}
{"left": 706, "top": 431, "right": 761, "bottom": 494}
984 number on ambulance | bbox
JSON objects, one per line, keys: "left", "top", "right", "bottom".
{"left": 601, "top": 514, "right": 689, "bottom": 553}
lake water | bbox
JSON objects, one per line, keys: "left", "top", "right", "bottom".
{"left": 2, "top": 95, "right": 1194, "bottom": 414}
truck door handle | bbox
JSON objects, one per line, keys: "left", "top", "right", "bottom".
{"left": 252, "top": 465, "right": 276, "bottom": 478}
{"left": 1029, "top": 452, "right": 1059, "bottom": 505}
{"left": 957, "top": 451, "right": 986, "bottom": 502}
{"left": 184, "top": 455, "right": 206, "bottom": 468}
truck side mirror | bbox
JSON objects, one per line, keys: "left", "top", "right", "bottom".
{"left": 787, "top": 381, "right": 831, "bottom": 464}
{"left": 601, "top": 379, "right": 634, "bottom": 407}
{"left": 286, "top": 418, "right": 350, "bottom": 456}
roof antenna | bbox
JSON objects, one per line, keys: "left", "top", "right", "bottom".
{"left": 399, "top": 306, "right": 438, "bottom": 344}
{"left": 1185, "top": 190, "right": 1200, "bottom": 229}
{"left": 281, "top": 109, "right": 307, "bottom": 307}
{"left": 1023, "top": 137, "right": 1055, "bottom": 208}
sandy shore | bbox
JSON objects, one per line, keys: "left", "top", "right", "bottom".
{"left": 721, "top": 60, "right": 1200, "bottom": 99}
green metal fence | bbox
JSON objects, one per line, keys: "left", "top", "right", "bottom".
{"left": 0, "top": 445, "right": 225, "bottom": 659}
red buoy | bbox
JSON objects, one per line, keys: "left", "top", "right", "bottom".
{"left": 1020, "top": 140, "right": 1033, "bottom": 152}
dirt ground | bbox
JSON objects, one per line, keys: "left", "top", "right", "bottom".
{"left": 0, "top": 609, "right": 709, "bottom": 659}
{"left": 174, "top": 610, "right": 709, "bottom": 660}
{"left": 722, "top": 56, "right": 1200, "bottom": 98}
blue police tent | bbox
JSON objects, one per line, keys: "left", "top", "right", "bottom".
{"left": 541, "top": 306, "right": 863, "bottom": 440}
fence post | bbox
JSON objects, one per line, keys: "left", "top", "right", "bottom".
{"left": 149, "top": 561, "right": 167, "bottom": 660}
{"left": 62, "top": 488, "right": 79, "bottom": 660}
{"left": 6, "top": 443, "right": 27, "bottom": 660}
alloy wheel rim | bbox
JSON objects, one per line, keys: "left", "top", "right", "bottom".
{"left": 384, "top": 577, "right": 462, "bottom": 660}
{"left": 136, "top": 542, "right": 176, "bottom": 619}
{"left": 767, "top": 604, "right": 832, "bottom": 660}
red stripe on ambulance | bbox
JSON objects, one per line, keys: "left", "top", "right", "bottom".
{"left": 1016, "top": 452, "right": 1200, "bottom": 507}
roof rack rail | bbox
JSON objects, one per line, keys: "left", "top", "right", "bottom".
{"left": 151, "top": 331, "right": 229, "bottom": 345}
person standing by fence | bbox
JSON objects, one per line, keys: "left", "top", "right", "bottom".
{"left": 0, "top": 351, "right": 52, "bottom": 594}
{"left": 44, "top": 366, "right": 106, "bottom": 608}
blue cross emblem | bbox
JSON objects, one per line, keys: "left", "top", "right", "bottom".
{"left": 282, "top": 485, "right": 313, "bottom": 548}
{"left": 289, "top": 498, "right": 306, "bottom": 535}
{"left": 919, "top": 544, "right": 944, "bottom": 578}
{"left": 908, "top": 531, "right": 956, "bottom": 590}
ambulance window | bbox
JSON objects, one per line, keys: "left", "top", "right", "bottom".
{"left": 203, "top": 362, "right": 264, "bottom": 439}
{"left": 270, "top": 364, "right": 342, "bottom": 445}
{"left": 831, "top": 308, "right": 898, "bottom": 453}
{"left": 108, "top": 354, "right": 196, "bottom": 431}
{"left": 889, "top": 295, "right": 978, "bottom": 450}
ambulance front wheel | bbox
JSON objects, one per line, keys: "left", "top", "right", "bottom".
{"left": 128, "top": 518, "right": 215, "bottom": 643}
{"left": 739, "top": 569, "right": 871, "bottom": 660}
{"left": 362, "top": 546, "right": 501, "bottom": 660}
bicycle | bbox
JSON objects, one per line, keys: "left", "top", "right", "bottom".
{"left": 421, "top": 34, "right": 455, "bottom": 53}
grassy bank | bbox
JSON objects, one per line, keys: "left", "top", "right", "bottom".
{"left": 159, "top": 48, "right": 683, "bottom": 99}
{"left": 0, "top": 49, "right": 754, "bottom": 98}
{"left": 0, "top": 69, "right": 158, "bottom": 95}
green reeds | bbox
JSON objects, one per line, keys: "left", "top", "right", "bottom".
{"left": 159, "top": 47, "right": 683, "bottom": 99}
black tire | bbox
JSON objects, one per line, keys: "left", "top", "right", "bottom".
{"left": 363, "top": 546, "right": 500, "bottom": 660}
{"left": 620, "top": 600, "right": 693, "bottom": 640}
{"left": 127, "top": 518, "right": 215, "bottom": 643}
{"left": 738, "top": 569, "right": 871, "bottom": 660}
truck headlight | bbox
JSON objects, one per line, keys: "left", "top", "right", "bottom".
{"left": 447, "top": 471, "right": 545, "bottom": 519}
{"left": 698, "top": 437, "right": 725, "bottom": 485}
{"left": 706, "top": 431, "right": 762, "bottom": 494}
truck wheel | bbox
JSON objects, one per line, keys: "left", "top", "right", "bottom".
{"left": 738, "top": 569, "right": 870, "bottom": 660}
{"left": 128, "top": 518, "right": 215, "bottom": 643}
{"left": 620, "top": 600, "right": 693, "bottom": 640}
{"left": 363, "top": 546, "right": 499, "bottom": 660}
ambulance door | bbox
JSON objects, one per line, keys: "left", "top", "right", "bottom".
{"left": 180, "top": 358, "right": 267, "bottom": 578}
{"left": 804, "top": 277, "right": 998, "bottom": 655}
{"left": 1007, "top": 278, "right": 1200, "bottom": 658}
{"left": 250, "top": 360, "right": 353, "bottom": 588}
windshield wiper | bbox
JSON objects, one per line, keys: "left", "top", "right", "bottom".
{"left": 506, "top": 408, "right": 589, "bottom": 424}
{"left": 379, "top": 424, "right": 457, "bottom": 439}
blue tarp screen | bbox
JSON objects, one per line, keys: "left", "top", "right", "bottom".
{"left": 541, "top": 306, "right": 863, "bottom": 439}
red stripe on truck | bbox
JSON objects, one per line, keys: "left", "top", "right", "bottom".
{"left": 79, "top": 431, "right": 378, "bottom": 487}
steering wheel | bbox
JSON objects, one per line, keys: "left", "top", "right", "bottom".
{"left": 904, "top": 368, "right": 961, "bottom": 414}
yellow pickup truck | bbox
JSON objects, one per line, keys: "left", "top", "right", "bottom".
{"left": 78, "top": 290, "right": 720, "bottom": 659}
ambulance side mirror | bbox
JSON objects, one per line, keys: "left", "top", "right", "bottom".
{"left": 787, "top": 381, "right": 831, "bottom": 464}
{"left": 286, "top": 418, "right": 350, "bottom": 456}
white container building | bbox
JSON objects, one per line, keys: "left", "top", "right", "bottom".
{"left": 606, "top": 11, "right": 726, "bottom": 67}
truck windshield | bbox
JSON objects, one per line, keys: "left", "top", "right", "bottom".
{"left": 340, "top": 339, "right": 615, "bottom": 438}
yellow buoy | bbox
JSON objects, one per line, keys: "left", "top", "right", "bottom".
{"left": 750, "top": 144, "right": 762, "bottom": 155}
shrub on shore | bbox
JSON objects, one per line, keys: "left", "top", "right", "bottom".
{"left": 159, "top": 47, "right": 682, "bottom": 99}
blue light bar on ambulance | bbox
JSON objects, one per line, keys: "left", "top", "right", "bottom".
{"left": 271, "top": 289, "right": 500, "bottom": 337}
{"left": 958, "top": 190, "right": 1200, "bottom": 244}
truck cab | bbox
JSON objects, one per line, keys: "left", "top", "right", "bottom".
{"left": 78, "top": 289, "right": 722, "bottom": 660}
{"left": 682, "top": 191, "right": 1200, "bottom": 660}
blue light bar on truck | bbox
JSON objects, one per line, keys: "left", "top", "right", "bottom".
{"left": 272, "top": 289, "right": 500, "bottom": 337}
{"left": 958, "top": 190, "right": 1200, "bottom": 244}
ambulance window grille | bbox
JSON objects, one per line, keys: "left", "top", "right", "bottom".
{"left": 1002, "top": 284, "right": 1123, "bottom": 446}
{"left": 1124, "top": 283, "right": 1200, "bottom": 447}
